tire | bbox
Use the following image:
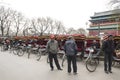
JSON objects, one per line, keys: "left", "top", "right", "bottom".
{"left": 112, "top": 60, "right": 115, "bottom": 66}
{"left": 86, "top": 58, "right": 97, "bottom": 72}
{"left": 28, "top": 50, "right": 31, "bottom": 59}
{"left": 37, "top": 50, "right": 42, "bottom": 61}
{"left": 13, "top": 48, "right": 18, "bottom": 55}
{"left": 61, "top": 54, "right": 66, "bottom": 67}
{"left": 96, "top": 58, "right": 99, "bottom": 65}
{"left": 0, "top": 45, "right": 3, "bottom": 51}
{"left": 17, "top": 49, "right": 24, "bottom": 56}
{"left": 47, "top": 55, "right": 49, "bottom": 63}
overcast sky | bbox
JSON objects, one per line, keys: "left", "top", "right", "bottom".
{"left": 1, "top": 0, "right": 110, "bottom": 30}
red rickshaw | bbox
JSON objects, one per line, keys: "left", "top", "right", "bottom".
{"left": 112, "top": 35, "right": 120, "bottom": 66}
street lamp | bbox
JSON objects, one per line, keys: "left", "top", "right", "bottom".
{"left": 115, "top": 18, "right": 119, "bottom": 35}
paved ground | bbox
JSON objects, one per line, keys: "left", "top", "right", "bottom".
{"left": 0, "top": 51, "right": 120, "bottom": 80}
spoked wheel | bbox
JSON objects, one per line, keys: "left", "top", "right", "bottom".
{"left": 47, "top": 55, "right": 49, "bottom": 63}
{"left": 1, "top": 45, "right": 7, "bottom": 51}
{"left": 37, "top": 50, "right": 42, "bottom": 61}
{"left": 28, "top": 50, "right": 31, "bottom": 59}
{"left": 17, "top": 49, "right": 25, "bottom": 56}
{"left": 86, "top": 58, "right": 97, "bottom": 72}
{"left": 13, "top": 48, "right": 18, "bottom": 55}
{"left": 95, "top": 57, "right": 100, "bottom": 65}
{"left": 61, "top": 54, "right": 66, "bottom": 67}
{"left": 112, "top": 60, "right": 115, "bottom": 66}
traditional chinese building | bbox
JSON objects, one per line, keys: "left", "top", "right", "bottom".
{"left": 88, "top": 9, "right": 120, "bottom": 37}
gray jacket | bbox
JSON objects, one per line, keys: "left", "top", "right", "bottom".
{"left": 46, "top": 39, "right": 59, "bottom": 54}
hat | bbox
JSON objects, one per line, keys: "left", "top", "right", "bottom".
{"left": 68, "top": 36, "right": 73, "bottom": 39}
{"left": 108, "top": 35, "right": 113, "bottom": 38}
{"left": 50, "top": 35, "right": 55, "bottom": 39}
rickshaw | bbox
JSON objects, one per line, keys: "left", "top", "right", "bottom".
{"left": 84, "top": 36, "right": 101, "bottom": 72}
{"left": 112, "top": 35, "right": 120, "bottom": 66}
{"left": 72, "top": 34, "right": 85, "bottom": 58}
{"left": 37, "top": 35, "right": 49, "bottom": 55}
{"left": 84, "top": 36, "right": 101, "bottom": 57}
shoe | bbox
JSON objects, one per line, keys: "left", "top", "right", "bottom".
{"left": 68, "top": 71, "right": 71, "bottom": 73}
{"left": 73, "top": 72, "right": 78, "bottom": 75}
{"left": 51, "top": 68, "right": 54, "bottom": 71}
{"left": 109, "top": 71, "right": 112, "bottom": 73}
{"left": 105, "top": 71, "right": 108, "bottom": 74}
{"left": 58, "top": 68, "right": 63, "bottom": 70}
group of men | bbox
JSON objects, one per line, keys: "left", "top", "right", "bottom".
{"left": 46, "top": 34, "right": 115, "bottom": 74}
{"left": 46, "top": 35, "right": 78, "bottom": 74}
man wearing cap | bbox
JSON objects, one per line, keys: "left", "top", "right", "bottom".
{"left": 102, "top": 35, "right": 115, "bottom": 74}
{"left": 46, "top": 35, "right": 62, "bottom": 71}
{"left": 64, "top": 36, "right": 78, "bottom": 74}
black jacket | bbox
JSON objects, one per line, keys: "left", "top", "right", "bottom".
{"left": 102, "top": 40, "right": 115, "bottom": 53}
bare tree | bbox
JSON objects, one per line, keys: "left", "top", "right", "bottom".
{"left": 45, "top": 17, "right": 54, "bottom": 35}
{"left": 31, "top": 17, "right": 53, "bottom": 36}
{"left": 5, "top": 9, "right": 16, "bottom": 36}
{"left": 109, "top": 0, "right": 120, "bottom": 9}
{"left": 77, "top": 28, "right": 86, "bottom": 35}
{"left": 53, "top": 21, "right": 66, "bottom": 34}
{"left": 0, "top": 6, "right": 12, "bottom": 36}
{"left": 13, "top": 12, "right": 24, "bottom": 36}
{"left": 22, "top": 19, "right": 31, "bottom": 36}
{"left": 66, "top": 27, "right": 77, "bottom": 34}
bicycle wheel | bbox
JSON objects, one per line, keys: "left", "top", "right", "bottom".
{"left": 47, "top": 55, "right": 49, "bottom": 63}
{"left": 13, "top": 48, "right": 18, "bottom": 55}
{"left": 0, "top": 45, "right": 3, "bottom": 51}
{"left": 37, "top": 50, "right": 42, "bottom": 61}
{"left": 28, "top": 50, "right": 31, "bottom": 59}
{"left": 86, "top": 58, "right": 97, "bottom": 72}
{"left": 61, "top": 54, "right": 66, "bottom": 67}
{"left": 112, "top": 60, "right": 115, "bottom": 66}
{"left": 17, "top": 49, "right": 25, "bottom": 56}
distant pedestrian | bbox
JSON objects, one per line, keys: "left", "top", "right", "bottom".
{"left": 46, "top": 35, "right": 62, "bottom": 71}
{"left": 102, "top": 35, "right": 115, "bottom": 74}
{"left": 64, "top": 36, "right": 78, "bottom": 74}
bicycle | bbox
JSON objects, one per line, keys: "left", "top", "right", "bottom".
{"left": 61, "top": 53, "right": 66, "bottom": 67}
{"left": 85, "top": 47, "right": 100, "bottom": 72}
{"left": 61, "top": 51, "right": 82, "bottom": 67}
{"left": 28, "top": 45, "right": 42, "bottom": 61}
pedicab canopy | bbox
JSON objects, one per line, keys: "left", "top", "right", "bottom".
{"left": 71, "top": 34, "right": 85, "bottom": 52}
{"left": 13, "top": 36, "right": 39, "bottom": 40}
{"left": 55, "top": 34, "right": 86, "bottom": 52}
{"left": 56, "top": 34, "right": 85, "bottom": 40}
{"left": 71, "top": 34, "right": 85, "bottom": 40}
{"left": 102, "top": 35, "right": 118, "bottom": 41}
{"left": 85, "top": 36, "right": 100, "bottom": 48}
{"left": 113, "top": 35, "right": 120, "bottom": 40}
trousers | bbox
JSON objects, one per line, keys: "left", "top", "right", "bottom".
{"left": 104, "top": 53, "right": 112, "bottom": 71}
{"left": 67, "top": 55, "right": 77, "bottom": 73}
{"left": 48, "top": 53, "right": 61, "bottom": 69}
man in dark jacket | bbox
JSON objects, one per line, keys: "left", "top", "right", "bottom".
{"left": 102, "top": 35, "right": 114, "bottom": 74}
{"left": 64, "top": 36, "right": 78, "bottom": 74}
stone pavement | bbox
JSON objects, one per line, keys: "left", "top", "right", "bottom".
{"left": 0, "top": 51, "right": 120, "bottom": 80}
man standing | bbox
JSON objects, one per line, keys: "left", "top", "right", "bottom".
{"left": 64, "top": 36, "right": 78, "bottom": 74}
{"left": 46, "top": 35, "right": 62, "bottom": 71}
{"left": 102, "top": 35, "right": 114, "bottom": 74}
